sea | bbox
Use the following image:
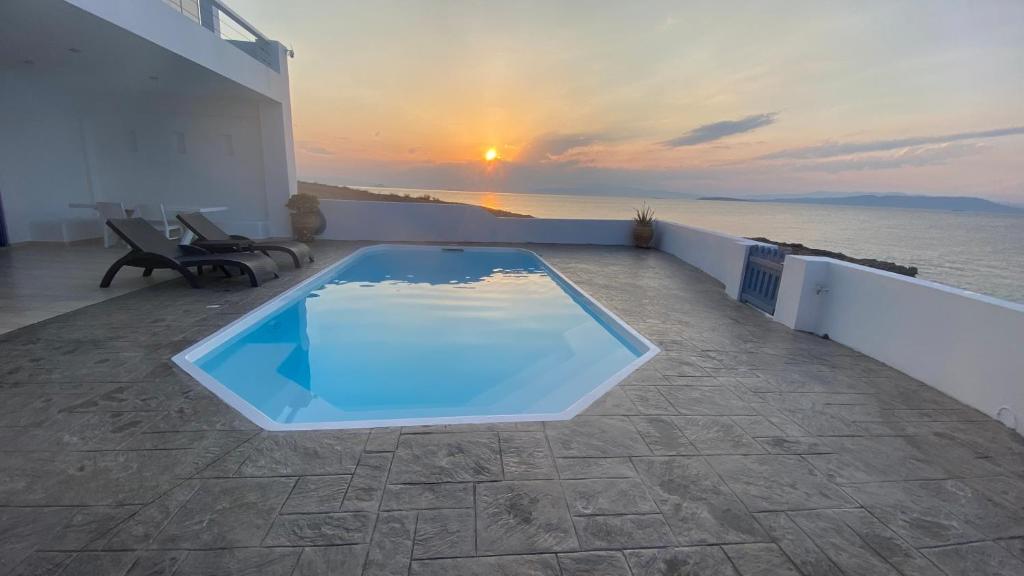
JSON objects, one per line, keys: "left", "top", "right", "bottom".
{"left": 362, "top": 186, "right": 1024, "bottom": 305}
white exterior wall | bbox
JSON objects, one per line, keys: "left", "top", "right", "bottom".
{"left": 317, "top": 200, "right": 634, "bottom": 245}
{"left": 86, "top": 103, "right": 270, "bottom": 232}
{"left": 0, "top": 72, "right": 276, "bottom": 242}
{"left": 316, "top": 200, "right": 756, "bottom": 295}
{"left": 259, "top": 95, "right": 298, "bottom": 238}
{"left": 0, "top": 74, "right": 95, "bottom": 243}
{"left": 0, "top": 0, "right": 296, "bottom": 243}
{"left": 654, "top": 222, "right": 756, "bottom": 299}
{"left": 776, "top": 256, "right": 1024, "bottom": 435}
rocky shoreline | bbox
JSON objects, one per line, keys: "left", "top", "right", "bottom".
{"left": 298, "top": 181, "right": 532, "bottom": 218}
{"left": 748, "top": 237, "right": 918, "bottom": 277}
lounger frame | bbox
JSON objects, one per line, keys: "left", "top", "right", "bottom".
{"left": 176, "top": 213, "right": 314, "bottom": 268}
{"left": 101, "top": 218, "right": 278, "bottom": 288}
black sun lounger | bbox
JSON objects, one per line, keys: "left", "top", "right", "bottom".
{"left": 101, "top": 218, "right": 279, "bottom": 288}
{"left": 176, "top": 212, "right": 314, "bottom": 268}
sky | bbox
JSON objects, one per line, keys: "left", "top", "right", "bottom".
{"left": 235, "top": 0, "right": 1024, "bottom": 201}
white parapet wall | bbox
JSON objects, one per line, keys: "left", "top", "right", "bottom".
{"left": 317, "top": 199, "right": 634, "bottom": 245}
{"left": 654, "top": 222, "right": 757, "bottom": 299}
{"left": 775, "top": 255, "right": 1024, "bottom": 435}
{"left": 318, "top": 200, "right": 757, "bottom": 297}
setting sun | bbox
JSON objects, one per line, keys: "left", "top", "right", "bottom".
{"left": 484, "top": 148, "right": 499, "bottom": 162}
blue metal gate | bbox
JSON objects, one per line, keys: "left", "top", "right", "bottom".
{"left": 740, "top": 245, "right": 785, "bottom": 314}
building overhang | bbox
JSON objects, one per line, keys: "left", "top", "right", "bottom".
{"left": 0, "top": 0, "right": 289, "bottom": 106}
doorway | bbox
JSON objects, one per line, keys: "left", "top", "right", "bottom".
{"left": 0, "top": 187, "right": 8, "bottom": 247}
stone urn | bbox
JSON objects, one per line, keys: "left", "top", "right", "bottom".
{"left": 286, "top": 193, "right": 324, "bottom": 242}
{"left": 633, "top": 223, "right": 655, "bottom": 248}
{"left": 632, "top": 204, "right": 656, "bottom": 248}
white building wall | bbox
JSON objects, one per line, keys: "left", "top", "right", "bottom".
{"left": 776, "top": 256, "right": 1024, "bottom": 435}
{"left": 0, "top": 1, "right": 296, "bottom": 242}
{"left": 0, "top": 70, "right": 275, "bottom": 242}
{"left": 83, "top": 102, "right": 271, "bottom": 233}
{"left": 0, "top": 70, "right": 96, "bottom": 243}
{"left": 654, "top": 222, "right": 757, "bottom": 300}
{"left": 259, "top": 98, "right": 298, "bottom": 237}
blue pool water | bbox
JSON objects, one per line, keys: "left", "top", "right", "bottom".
{"left": 189, "top": 246, "right": 653, "bottom": 428}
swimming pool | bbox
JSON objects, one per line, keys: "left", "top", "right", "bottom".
{"left": 174, "top": 245, "right": 658, "bottom": 429}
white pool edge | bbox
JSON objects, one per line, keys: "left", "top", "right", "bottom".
{"left": 172, "top": 244, "right": 660, "bottom": 431}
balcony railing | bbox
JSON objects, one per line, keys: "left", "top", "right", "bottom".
{"left": 162, "top": 0, "right": 280, "bottom": 71}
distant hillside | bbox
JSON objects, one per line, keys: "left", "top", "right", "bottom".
{"left": 700, "top": 193, "right": 1022, "bottom": 214}
{"left": 298, "top": 181, "right": 532, "bottom": 218}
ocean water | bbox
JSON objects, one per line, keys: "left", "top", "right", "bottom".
{"left": 366, "top": 187, "right": 1024, "bottom": 304}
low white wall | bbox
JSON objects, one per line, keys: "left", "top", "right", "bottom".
{"left": 318, "top": 200, "right": 758, "bottom": 298}
{"left": 655, "top": 222, "right": 756, "bottom": 299}
{"left": 317, "top": 200, "right": 634, "bottom": 245}
{"left": 776, "top": 256, "right": 1024, "bottom": 435}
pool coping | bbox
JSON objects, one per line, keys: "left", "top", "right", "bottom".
{"left": 172, "top": 244, "right": 660, "bottom": 430}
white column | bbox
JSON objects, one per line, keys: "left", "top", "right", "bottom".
{"left": 773, "top": 256, "right": 831, "bottom": 333}
{"left": 258, "top": 43, "right": 297, "bottom": 238}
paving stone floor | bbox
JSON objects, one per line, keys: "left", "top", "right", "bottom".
{"left": 2, "top": 241, "right": 1024, "bottom": 575}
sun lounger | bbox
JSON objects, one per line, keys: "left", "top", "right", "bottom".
{"left": 101, "top": 218, "right": 279, "bottom": 288}
{"left": 176, "top": 212, "right": 314, "bottom": 268}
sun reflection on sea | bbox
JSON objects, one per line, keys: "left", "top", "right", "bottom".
{"left": 479, "top": 192, "right": 503, "bottom": 212}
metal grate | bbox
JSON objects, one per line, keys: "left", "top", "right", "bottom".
{"left": 740, "top": 244, "right": 785, "bottom": 314}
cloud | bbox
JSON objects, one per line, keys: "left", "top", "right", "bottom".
{"left": 296, "top": 140, "right": 335, "bottom": 156}
{"left": 793, "top": 142, "right": 988, "bottom": 173}
{"left": 761, "top": 125, "right": 1024, "bottom": 160}
{"left": 518, "top": 133, "right": 607, "bottom": 163}
{"left": 661, "top": 113, "right": 779, "bottom": 147}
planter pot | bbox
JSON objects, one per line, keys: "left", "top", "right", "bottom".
{"left": 291, "top": 210, "right": 322, "bottom": 242}
{"left": 633, "top": 224, "right": 654, "bottom": 248}
{"left": 313, "top": 209, "right": 327, "bottom": 235}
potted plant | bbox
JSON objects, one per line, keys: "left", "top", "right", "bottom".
{"left": 286, "top": 193, "right": 325, "bottom": 242}
{"left": 632, "top": 204, "right": 656, "bottom": 248}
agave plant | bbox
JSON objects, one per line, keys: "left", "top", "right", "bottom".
{"left": 634, "top": 204, "right": 656, "bottom": 226}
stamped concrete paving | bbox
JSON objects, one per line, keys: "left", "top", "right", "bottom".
{"left": 2, "top": 241, "right": 1024, "bottom": 575}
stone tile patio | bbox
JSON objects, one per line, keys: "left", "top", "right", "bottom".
{"left": 1, "top": 241, "right": 1024, "bottom": 575}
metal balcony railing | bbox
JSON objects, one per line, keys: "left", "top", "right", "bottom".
{"left": 162, "top": 0, "right": 280, "bottom": 71}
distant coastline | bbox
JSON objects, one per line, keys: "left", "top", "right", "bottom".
{"left": 700, "top": 193, "right": 1023, "bottom": 214}
{"left": 748, "top": 237, "right": 917, "bottom": 277}
{"left": 298, "top": 181, "right": 533, "bottom": 218}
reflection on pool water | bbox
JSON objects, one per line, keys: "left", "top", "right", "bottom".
{"left": 180, "top": 246, "right": 657, "bottom": 429}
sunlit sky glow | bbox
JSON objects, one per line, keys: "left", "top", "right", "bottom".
{"left": 237, "top": 0, "right": 1024, "bottom": 201}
